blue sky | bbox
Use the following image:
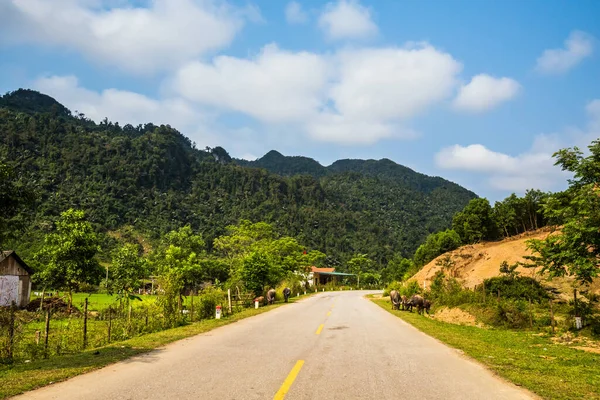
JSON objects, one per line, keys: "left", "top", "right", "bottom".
{"left": 1, "top": 0, "right": 599, "bottom": 201}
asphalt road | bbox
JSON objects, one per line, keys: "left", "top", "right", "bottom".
{"left": 14, "top": 291, "right": 535, "bottom": 400}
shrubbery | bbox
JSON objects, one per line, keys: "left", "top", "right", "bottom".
{"left": 483, "top": 276, "right": 548, "bottom": 303}
{"left": 383, "top": 280, "right": 421, "bottom": 298}
{"left": 429, "top": 271, "right": 477, "bottom": 308}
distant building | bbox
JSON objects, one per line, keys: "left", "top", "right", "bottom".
{"left": 308, "top": 266, "right": 355, "bottom": 286}
{"left": 0, "top": 251, "right": 33, "bottom": 307}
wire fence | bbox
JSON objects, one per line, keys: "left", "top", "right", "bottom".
{"left": 0, "top": 288, "right": 249, "bottom": 364}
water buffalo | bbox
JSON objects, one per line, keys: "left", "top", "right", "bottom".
{"left": 407, "top": 295, "right": 431, "bottom": 315}
{"left": 400, "top": 295, "right": 409, "bottom": 311}
{"left": 390, "top": 290, "right": 401, "bottom": 310}
{"left": 267, "top": 289, "right": 276, "bottom": 305}
{"left": 283, "top": 287, "right": 291, "bottom": 303}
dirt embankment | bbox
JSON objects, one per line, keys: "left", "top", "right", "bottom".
{"left": 412, "top": 228, "right": 554, "bottom": 289}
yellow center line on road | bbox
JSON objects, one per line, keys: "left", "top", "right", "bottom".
{"left": 315, "top": 323, "right": 324, "bottom": 335}
{"left": 273, "top": 360, "right": 305, "bottom": 400}
{"left": 327, "top": 311, "right": 331, "bottom": 317}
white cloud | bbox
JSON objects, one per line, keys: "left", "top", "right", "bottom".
{"left": 535, "top": 31, "right": 594, "bottom": 74}
{"left": 453, "top": 74, "right": 520, "bottom": 112}
{"left": 285, "top": 1, "right": 308, "bottom": 24}
{"left": 2, "top": 0, "right": 247, "bottom": 74}
{"left": 435, "top": 99, "right": 600, "bottom": 192}
{"left": 170, "top": 42, "right": 462, "bottom": 145}
{"left": 171, "top": 43, "right": 331, "bottom": 123}
{"left": 34, "top": 75, "right": 202, "bottom": 128}
{"left": 318, "top": 0, "right": 377, "bottom": 40}
{"left": 331, "top": 46, "right": 462, "bottom": 120}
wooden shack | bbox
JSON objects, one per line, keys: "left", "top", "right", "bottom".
{"left": 0, "top": 251, "right": 33, "bottom": 307}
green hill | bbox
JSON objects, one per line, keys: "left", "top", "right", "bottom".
{"left": 0, "top": 89, "right": 477, "bottom": 268}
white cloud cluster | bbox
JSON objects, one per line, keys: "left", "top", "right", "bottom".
{"left": 436, "top": 99, "right": 600, "bottom": 192}
{"left": 170, "top": 43, "right": 463, "bottom": 144}
{"left": 3, "top": 0, "right": 528, "bottom": 149}
{"left": 171, "top": 44, "right": 331, "bottom": 123}
{"left": 535, "top": 31, "right": 594, "bottom": 74}
{"left": 453, "top": 74, "right": 520, "bottom": 112}
{"left": 285, "top": 1, "right": 308, "bottom": 24}
{"left": 318, "top": 0, "right": 377, "bottom": 40}
{"left": 3, "top": 0, "right": 247, "bottom": 74}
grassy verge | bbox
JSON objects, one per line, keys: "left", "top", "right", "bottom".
{"left": 0, "top": 296, "right": 308, "bottom": 399}
{"left": 371, "top": 298, "right": 600, "bottom": 400}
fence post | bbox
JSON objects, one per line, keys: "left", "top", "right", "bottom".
{"left": 528, "top": 298, "right": 533, "bottom": 329}
{"left": 8, "top": 302, "right": 16, "bottom": 362}
{"left": 190, "top": 291, "right": 195, "bottom": 322}
{"left": 44, "top": 308, "right": 51, "bottom": 358}
{"left": 550, "top": 299, "right": 555, "bottom": 334}
{"left": 107, "top": 307, "right": 112, "bottom": 343}
{"left": 228, "top": 289, "right": 232, "bottom": 314}
{"left": 83, "top": 298, "right": 88, "bottom": 349}
{"left": 145, "top": 309, "right": 149, "bottom": 329}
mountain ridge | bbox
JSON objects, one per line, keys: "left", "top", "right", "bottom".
{"left": 0, "top": 89, "right": 477, "bottom": 267}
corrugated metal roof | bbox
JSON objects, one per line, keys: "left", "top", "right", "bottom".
{"left": 316, "top": 271, "right": 355, "bottom": 276}
{"left": 311, "top": 266, "right": 335, "bottom": 273}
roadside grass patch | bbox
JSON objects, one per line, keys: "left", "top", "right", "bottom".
{"left": 372, "top": 298, "right": 600, "bottom": 400}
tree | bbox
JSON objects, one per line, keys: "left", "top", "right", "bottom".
{"left": 240, "top": 251, "right": 281, "bottom": 296}
{"left": 382, "top": 256, "right": 412, "bottom": 283}
{"left": 452, "top": 198, "right": 498, "bottom": 244}
{"left": 110, "top": 243, "right": 147, "bottom": 302}
{"left": 525, "top": 139, "right": 600, "bottom": 285}
{"left": 34, "top": 209, "right": 102, "bottom": 310}
{"left": 151, "top": 226, "right": 207, "bottom": 292}
{"left": 347, "top": 254, "right": 374, "bottom": 287}
{"left": 494, "top": 198, "right": 517, "bottom": 238}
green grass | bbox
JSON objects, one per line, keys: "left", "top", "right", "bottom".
{"left": 31, "top": 293, "right": 156, "bottom": 312}
{"left": 0, "top": 296, "right": 309, "bottom": 399}
{"left": 371, "top": 298, "right": 600, "bottom": 400}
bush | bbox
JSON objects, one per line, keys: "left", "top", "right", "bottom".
{"left": 383, "top": 281, "right": 403, "bottom": 297}
{"left": 492, "top": 299, "right": 530, "bottom": 328}
{"left": 429, "top": 272, "right": 478, "bottom": 308}
{"left": 483, "top": 276, "right": 549, "bottom": 303}
{"left": 197, "top": 286, "right": 226, "bottom": 320}
{"left": 383, "top": 280, "right": 422, "bottom": 298}
{"left": 276, "top": 276, "right": 305, "bottom": 300}
{"left": 401, "top": 280, "right": 422, "bottom": 297}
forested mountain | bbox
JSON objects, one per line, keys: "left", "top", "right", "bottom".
{"left": 0, "top": 89, "right": 477, "bottom": 268}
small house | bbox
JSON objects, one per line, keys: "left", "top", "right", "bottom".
{"left": 308, "top": 266, "right": 355, "bottom": 286}
{"left": 0, "top": 251, "right": 33, "bottom": 307}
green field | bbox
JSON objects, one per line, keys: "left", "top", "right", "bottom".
{"left": 31, "top": 292, "right": 155, "bottom": 312}
{"left": 1, "top": 293, "right": 312, "bottom": 399}
{"left": 371, "top": 298, "right": 600, "bottom": 400}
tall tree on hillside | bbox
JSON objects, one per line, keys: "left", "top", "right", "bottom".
{"left": 525, "top": 139, "right": 600, "bottom": 285}
{"left": 452, "top": 198, "right": 498, "bottom": 244}
{"left": 494, "top": 198, "right": 517, "bottom": 238}
{"left": 34, "top": 209, "right": 102, "bottom": 310}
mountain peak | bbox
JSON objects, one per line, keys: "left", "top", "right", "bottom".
{"left": 0, "top": 89, "right": 71, "bottom": 117}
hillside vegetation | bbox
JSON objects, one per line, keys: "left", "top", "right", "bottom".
{"left": 0, "top": 89, "right": 476, "bottom": 267}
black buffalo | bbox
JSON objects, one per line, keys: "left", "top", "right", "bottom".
{"left": 267, "top": 289, "right": 276, "bottom": 305}
{"left": 283, "top": 287, "right": 291, "bottom": 302}
{"left": 407, "top": 295, "right": 431, "bottom": 315}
